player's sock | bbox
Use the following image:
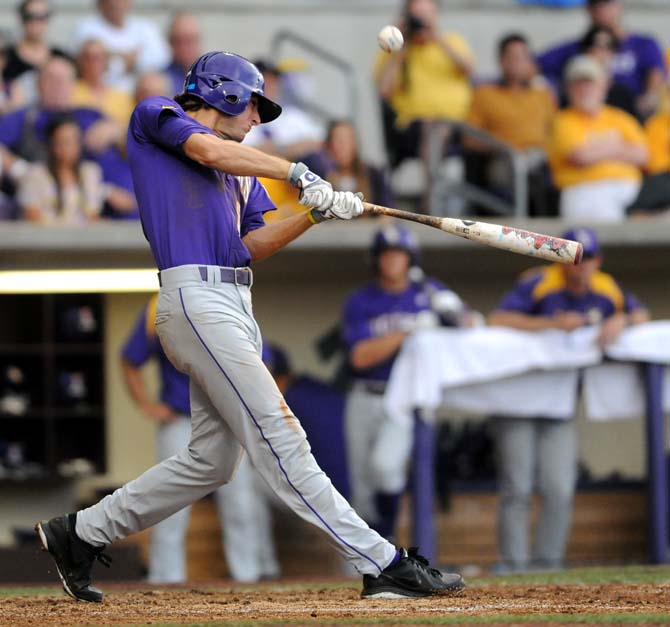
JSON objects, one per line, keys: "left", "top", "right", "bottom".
{"left": 374, "top": 492, "right": 401, "bottom": 539}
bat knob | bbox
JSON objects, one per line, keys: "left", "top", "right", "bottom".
{"left": 573, "top": 243, "right": 584, "bottom": 265}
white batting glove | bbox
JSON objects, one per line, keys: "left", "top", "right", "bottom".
{"left": 322, "top": 190, "right": 364, "bottom": 221}
{"left": 287, "top": 162, "right": 334, "bottom": 212}
{"left": 431, "top": 290, "right": 465, "bottom": 317}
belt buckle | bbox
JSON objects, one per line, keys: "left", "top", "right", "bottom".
{"left": 234, "top": 267, "right": 246, "bottom": 286}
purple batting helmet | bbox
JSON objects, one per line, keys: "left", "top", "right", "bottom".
{"left": 371, "top": 224, "right": 420, "bottom": 268}
{"left": 181, "top": 51, "right": 282, "bottom": 123}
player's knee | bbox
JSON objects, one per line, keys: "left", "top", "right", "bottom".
{"left": 186, "top": 444, "right": 235, "bottom": 484}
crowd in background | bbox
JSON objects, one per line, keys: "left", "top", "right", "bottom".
{"left": 0, "top": 0, "right": 667, "bottom": 224}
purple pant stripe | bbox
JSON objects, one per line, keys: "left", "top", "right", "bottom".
{"left": 178, "top": 288, "right": 383, "bottom": 573}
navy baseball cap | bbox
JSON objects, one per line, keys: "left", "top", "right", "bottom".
{"left": 562, "top": 227, "right": 601, "bottom": 259}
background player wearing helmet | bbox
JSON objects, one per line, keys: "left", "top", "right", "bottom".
{"left": 36, "top": 52, "right": 464, "bottom": 602}
{"left": 121, "top": 296, "right": 279, "bottom": 584}
{"left": 342, "top": 224, "right": 471, "bottom": 541}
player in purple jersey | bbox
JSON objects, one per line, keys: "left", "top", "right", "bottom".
{"left": 35, "top": 51, "right": 464, "bottom": 602}
{"left": 537, "top": 0, "right": 665, "bottom": 119}
{"left": 488, "top": 227, "right": 649, "bottom": 572}
{"left": 342, "top": 224, "right": 472, "bottom": 542}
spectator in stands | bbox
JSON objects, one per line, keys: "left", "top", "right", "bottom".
{"left": 72, "top": 39, "right": 134, "bottom": 129}
{"left": 374, "top": 0, "right": 474, "bottom": 168}
{"left": 2, "top": 0, "right": 70, "bottom": 110}
{"left": 538, "top": 0, "right": 665, "bottom": 120}
{"left": 466, "top": 33, "right": 556, "bottom": 215}
{"left": 548, "top": 55, "right": 648, "bottom": 222}
{"left": 245, "top": 59, "right": 324, "bottom": 162}
{"left": 488, "top": 227, "right": 649, "bottom": 573}
{"left": 17, "top": 115, "right": 105, "bottom": 224}
{"left": 163, "top": 12, "right": 202, "bottom": 97}
{"left": 73, "top": 0, "right": 170, "bottom": 93}
{"left": 121, "top": 297, "right": 280, "bottom": 584}
{"left": 573, "top": 25, "right": 636, "bottom": 118}
{"left": 319, "top": 120, "right": 393, "bottom": 208}
{"left": 134, "top": 71, "right": 171, "bottom": 103}
{"left": 261, "top": 342, "right": 350, "bottom": 500}
{"left": 0, "top": 56, "right": 135, "bottom": 218}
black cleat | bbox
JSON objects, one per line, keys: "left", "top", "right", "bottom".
{"left": 35, "top": 513, "right": 111, "bottom": 603}
{"left": 361, "top": 547, "right": 465, "bottom": 599}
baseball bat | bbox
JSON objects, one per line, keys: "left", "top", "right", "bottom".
{"left": 362, "top": 202, "right": 583, "bottom": 265}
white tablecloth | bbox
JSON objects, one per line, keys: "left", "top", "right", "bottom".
{"left": 385, "top": 322, "right": 670, "bottom": 426}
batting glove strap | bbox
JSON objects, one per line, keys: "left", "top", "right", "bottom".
{"left": 287, "top": 162, "right": 314, "bottom": 189}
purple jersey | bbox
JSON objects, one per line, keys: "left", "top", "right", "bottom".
{"left": 121, "top": 295, "right": 190, "bottom": 415}
{"left": 126, "top": 96, "right": 275, "bottom": 270}
{"left": 538, "top": 34, "right": 665, "bottom": 96}
{"left": 343, "top": 278, "right": 446, "bottom": 382}
{"left": 494, "top": 264, "right": 644, "bottom": 321}
{"left": 284, "top": 376, "right": 350, "bottom": 500}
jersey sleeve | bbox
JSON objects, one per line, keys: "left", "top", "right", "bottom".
{"left": 121, "top": 302, "right": 159, "bottom": 367}
{"left": 623, "top": 290, "right": 646, "bottom": 314}
{"left": 636, "top": 36, "right": 666, "bottom": 77}
{"left": 240, "top": 178, "right": 276, "bottom": 237}
{"left": 130, "top": 96, "right": 215, "bottom": 153}
{"left": 494, "top": 275, "right": 539, "bottom": 314}
{"left": 342, "top": 293, "right": 373, "bottom": 349}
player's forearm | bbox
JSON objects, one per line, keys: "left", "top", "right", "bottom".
{"left": 350, "top": 331, "right": 407, "bottom": 371}
{"left": 628, "top": 308, "right": 651, "bottom": 325}
{"left": 488, "top": 311, "right": 554, "bottom": 331}
{"left": 242, "top": 211, "right": 313, "bottom": 263}
{"left": 376, "top": 53, "right": 404, "bottom": 99}
{"left": 183, "top": 133, "right": 291, "bottom": 180}
{"left": 435, "top": 38, "right": 473, "bottom": 76}
{"left": 121, "top": 360, "right": 152, "bottom": 411}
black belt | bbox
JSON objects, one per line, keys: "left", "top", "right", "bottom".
{"left": 360, "top": 380, "right": 387, "bottom": 395}
{"left": 158, "top": 265, "right": 252, "bottom": 287}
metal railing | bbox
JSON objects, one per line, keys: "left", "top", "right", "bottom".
{"left": 270, "top": 29, "right": 358, "bottom": 124}
{"left": 423, "top": 119, "right": 530, "bottom": 218}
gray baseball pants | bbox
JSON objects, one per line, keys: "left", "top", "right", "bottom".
{"left": 344, "top": 382, "right": 413, "bottom": 524}
{"left": 494, "top": 416, "right": 578, "bottom": 570}
{"left": 76, "top": 265, "right": 395, "bottom": 576}
{"left": 150, "top": 416, "right": 279, "bottom": 583}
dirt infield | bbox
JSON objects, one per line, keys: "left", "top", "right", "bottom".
{"left": 2, "top": 579, "right": 670, "bottom": 627}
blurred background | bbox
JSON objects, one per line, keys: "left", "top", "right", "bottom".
{"left": 1, "top": 0, "right": 669, "bottom": 584}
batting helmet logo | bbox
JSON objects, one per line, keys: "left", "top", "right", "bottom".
{"left": 182, "top": 52, "right": 282, "bottom": 124}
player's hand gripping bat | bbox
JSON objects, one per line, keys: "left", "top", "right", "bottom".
{"left": 362, "top": 202, "right": 583, "bottom": 265}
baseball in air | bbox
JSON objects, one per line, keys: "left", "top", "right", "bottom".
{"left": 377, "top": 25, "right": 404, "bottom": 53}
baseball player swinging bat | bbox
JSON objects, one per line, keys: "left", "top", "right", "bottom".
{"left": 362, "top": 202, "right": 583, "bottom": 266}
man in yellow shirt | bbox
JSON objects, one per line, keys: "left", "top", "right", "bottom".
{"left": 548, "top": 55, "right": 648, "bottom": 222}
{"left": 375, "top": 0, "right": 474, "bottom": 167}
{"left": 467, "top": 33, "right": 556, "bottom": 215}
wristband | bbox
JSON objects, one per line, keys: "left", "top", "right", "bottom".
{"left": 287, "top": 162, "right": 308, "bottom": 187}
{"left": 307, "top": 207, "right": 326, "bottom": 224}
{"left": 287, "top": 161, "right": 320, "bottom": 189}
